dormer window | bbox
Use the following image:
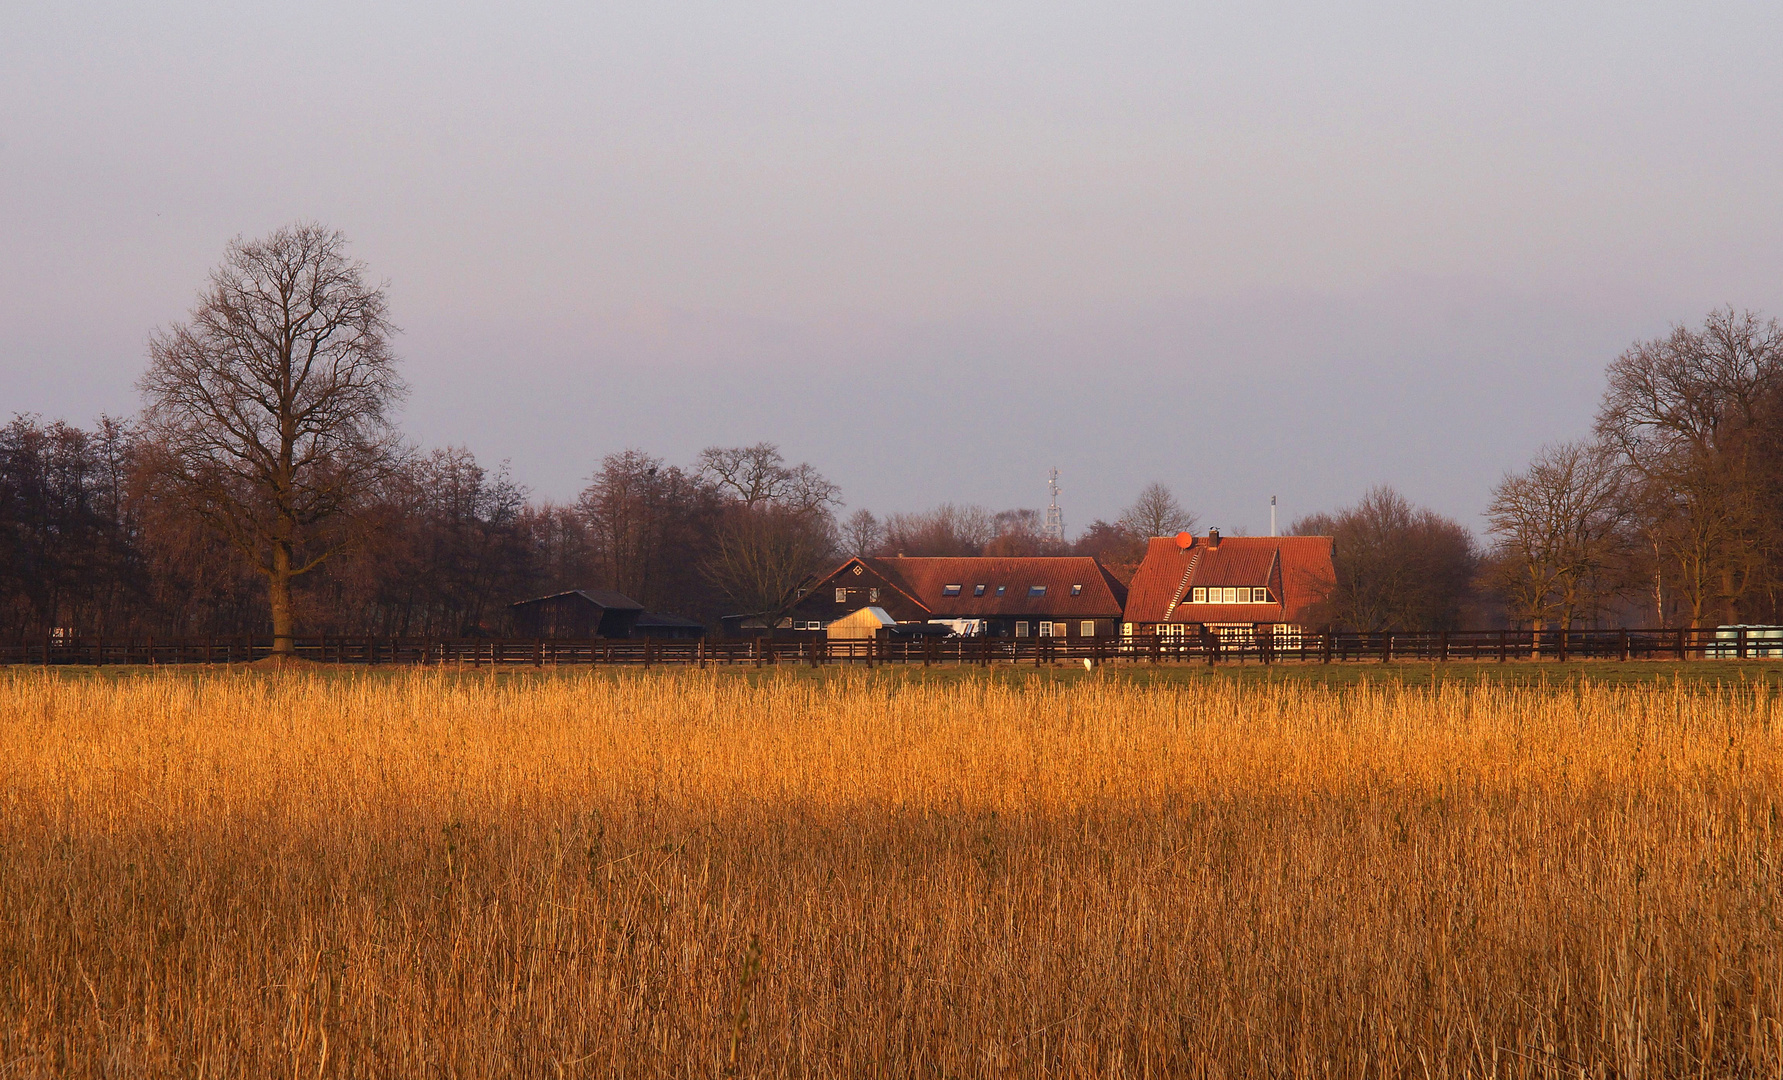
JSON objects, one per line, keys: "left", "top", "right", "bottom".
{"left": 1070, "top": 584, "right": 1082, "bottom": 595}
{"left": 1192, "top": 587, "right": 1206, "bottom": 603}
{"left": 1223, "top": 587, "right": 1237, "bottom": 603}
{"left": 1028, "top": 585, "right": 1047, "bottom": 598}
{"left": 1253, "top": 587, "right": 1271, "bottom": 603}
{"left": 973, "top": 584, "right": 986, "bottom": 596}
{"left": 941, "top": 584, "right": 962, "bottom": 597}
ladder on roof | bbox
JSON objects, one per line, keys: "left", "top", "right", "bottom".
{"left": 1163, "top": 547, "right": 1202, "bottom": 618}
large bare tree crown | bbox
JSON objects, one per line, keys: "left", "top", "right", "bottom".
{"left": 138, "top": 223, "right": 407, "bottom": 648}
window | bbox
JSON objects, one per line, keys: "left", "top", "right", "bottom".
{"left": 1038, "top": 621, "right": 1054, "bottom": 637}
{"left": 852, "top": 565, "right": 864, "bottom": 576}
{"left": 1015, "top": 621, "right": 1030, "bottom": 637}
{"left": 942, "top": 584, "right": 962, "bottom": 597}
{"left": 995, "top": 585, "right": 1006, "bottom": 596}
{"left": 1223, "top": 587, "right": 1237, "bottom": 604}
{"left": 868, "top": 588, "right": 879, "bottom": 602}
{"left": 1028, "top": 585, "right": 1047, "bottom": 598}
{"left": 1055, "top": 622, "right": 1069, "bottom": 637}
{"left": 1070, "top": 584, "right": 1082, "bottom": 595}
{"left": 1192, "top": 587, "right": 1206, "bottom": 603}
{"left": 1254, "top": 587, "right": 1271, "bottom": 603}
{"left": 973, "top": 584, "right": 986, "bottom": 596}
{"left": 1081, "top": 621, "right": 1096, "bottom": 637}
{"left": 834, "top": 588, "right": 847, "bottom": 603}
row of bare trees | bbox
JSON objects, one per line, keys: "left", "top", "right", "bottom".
{"left": 10, "top": 224, "right": 1775, "bottom": 642}
{"left": 1486, "top": 308, "right": 1783, "bottom": 629}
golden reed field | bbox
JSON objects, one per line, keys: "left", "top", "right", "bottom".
{"left": 2, "top": 667, "right": 1780, "bottom": 1078}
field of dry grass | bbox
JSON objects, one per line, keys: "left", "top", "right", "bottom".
{"left": 2, "top": 666, "right": 1779, "bottom": 1077}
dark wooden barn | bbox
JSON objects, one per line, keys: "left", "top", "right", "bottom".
{"left": 509, "top": 590, "right": 644, "bottom": 638}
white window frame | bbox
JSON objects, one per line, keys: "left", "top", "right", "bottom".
{"left": 1223, "top": 587, "right": 1238, "bottom": 604}
{"left": 1192, "top": 587, "right": 1206, "bottom": 603}
{"left": 868, "top": 588, "right": 879, "bottom": 602}
{"left": 1038, "top": 622, "right": 1054, "bottom": 637}
{"left": 835, "top": 588, "right": 847, "bottom": 603}
{"left": 1255, "top": 587, "right": 1271, "bottom": 603}
{"left": 1081, "top": 621, "right": 1096, "bottom": 637}
{"left": 1015, "top": 621, "right": 1030, "bottom": 637}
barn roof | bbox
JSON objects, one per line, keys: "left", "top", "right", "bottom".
{"left": 1123, "top": 533, "right": 1334, "bottom": 625}
{"left": 509, "top": 589, "right": 645, "bottom": 612}
{"left": 855, "top": 556, "right": 1127, "bottom": 617}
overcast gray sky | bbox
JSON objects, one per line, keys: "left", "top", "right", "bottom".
{"left": 5, "top": 0, "right": 1780, "bottom": 534}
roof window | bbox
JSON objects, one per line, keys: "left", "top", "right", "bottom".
{"left": 973, "top": 584, "right": 986, "bottom": 596}
{"left": 1070, "top": 584, "right": 1082, "bottom": 595}
{"left": 1028, "top": 585, "right": 1047, "bottom": 598}
{"left": 995, "top": 585, "right": 1006, "bottom": 596}
{"left": 941, "top": 584, "right": 962, "bottom": 597}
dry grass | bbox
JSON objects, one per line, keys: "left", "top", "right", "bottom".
{"left": 1, "top": 668, "right": 1779, "bottom": 1078}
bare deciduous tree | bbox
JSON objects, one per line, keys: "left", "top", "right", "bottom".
{"left": 698, "top": 443, "right": 841, "bottom": 514}
{"left": 1292, "top": 486, "right": 1476, "bottom": 632}
{"left": 1485, "top": 442, "right": 1633, "bottom": 632}
{"left": 843, "top": 508, "right": 883, "bottom": 557}
{"left": 697, "top": 443, "right": 841, "bottom": 616}
{"left": 1119, "top": 483, "right": 1197, "bottom": 539}
{"left": 1596, "top": 308, "right": 1783, "bottom": 626}
{"left": 139, "top": 224, "right": 405, "bottom": 653}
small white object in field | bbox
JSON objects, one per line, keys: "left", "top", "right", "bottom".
{"left": 1082, "top": 658, "right": 1094, "bottom": 671}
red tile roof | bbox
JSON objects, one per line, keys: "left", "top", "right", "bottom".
{"left": 859, "top": 556, "right": 1127, "bottom": 618}
{"left": 1123, "top": 533, "right": 1333, "bottom": 626}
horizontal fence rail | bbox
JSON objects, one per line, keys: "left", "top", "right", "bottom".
{"left": 4, "top": 627, "right": 1783, "bottom": 667}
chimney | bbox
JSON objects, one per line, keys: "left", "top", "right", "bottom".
{"left": 1208, "top": 528, "right": 1221, "bottom": 549}
{"left": 1174, "top": 531, "right": 1195, "bottom": 550}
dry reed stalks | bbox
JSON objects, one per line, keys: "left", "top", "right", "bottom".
{"left": 0, "top": 668, "right": 1778, "bottom": 1077}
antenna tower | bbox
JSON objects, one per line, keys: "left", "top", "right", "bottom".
{"left": 1043, "top": 467, "right": 1065, "bottom": 545}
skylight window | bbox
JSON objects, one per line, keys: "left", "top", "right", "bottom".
{"left": 942, "top": 584, "right": 962, "bottom": 597}
{"left": 995, "top": 585, "right": 1005, "bottom": 596}
{"left": 1028, "top": 585, "right": 1047, "bottom": 598}
{"left": 973, "top": 584, "right": 986, "bottom": 596}
{"left": 1070, "top": 584, "right": 1082, "bottom": 595}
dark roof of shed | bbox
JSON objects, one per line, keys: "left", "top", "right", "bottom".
{"left": 509, "top": 589, "right": 645, "bottom": 611}
{"left": 858, "top": 556, "right": 1127, "bottom": 617}
{"left": 634, "top": 611, "right": 705, "bottom": 628}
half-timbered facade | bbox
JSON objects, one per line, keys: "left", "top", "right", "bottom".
{"left": 1122, "top": 530, "right": 1335, "bottom": 644}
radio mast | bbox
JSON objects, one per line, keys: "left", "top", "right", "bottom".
{"left": 1043, "top": 468, "right": 1065, "bottom": 545}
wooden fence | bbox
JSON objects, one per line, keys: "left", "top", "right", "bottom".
{"left": 3, "top": 627, "right": 1782, "bottom": 667}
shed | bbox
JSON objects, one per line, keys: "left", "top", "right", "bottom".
{"left": 827, "top": 606, "right": 896, "bottom": 641}
{"left": 634, "top": 611, "right": 708, "bottom": 640}
{"left": 509, "top": 590, "right": 646, "bottom": 638}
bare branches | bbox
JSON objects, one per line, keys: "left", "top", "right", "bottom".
{"left": 138, "top": 223, "right": 405, "bottom": 649}
{"left": 1119, "top": 483, "right": 1197, "bottom": 540}
{"left": 1485, "top": 442, "right": 1633, "bottom": 630}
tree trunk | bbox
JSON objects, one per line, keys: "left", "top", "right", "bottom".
{"left": 269, "top": 544, "right": 295, "bottom": 654}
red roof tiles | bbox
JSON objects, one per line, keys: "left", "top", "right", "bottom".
{"left": 856, "top": 556, "right": 1127, "bottom": 618}
{"left": 1123, "top": 533, "right": 1334, "bottom": 626}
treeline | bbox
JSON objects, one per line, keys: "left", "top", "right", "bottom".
{"left": 6, "top": 220, "right": 1778, "bottom": 638}
{"left": 0, "top": 424, "right": 1159, "bottom": 639}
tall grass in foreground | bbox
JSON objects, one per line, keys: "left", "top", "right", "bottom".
{"left": 1, "top": 669, "right": 1779, "bottom": 1078}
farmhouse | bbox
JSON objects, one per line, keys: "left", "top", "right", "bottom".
{"left": 775, "top": 556, "right": 1128, "bottom": 639}
{"left": 1122, "top": 529, "right": 1335, "bottom": 645}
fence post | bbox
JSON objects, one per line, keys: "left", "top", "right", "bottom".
{"left": 1620, "top": 628, "right": 1630, "bottom": 662}
{"left": 1739, "top": 626, "right": 1749, "bottom": 660}
{"left": 1558, "top": 628, "right": 1569, "bottom": 663}
{"left": 1498, "top": 630, "right": 1507, "bottom": 663}
{"left": 1676, "top": 627, "right": 1686, "bottom": 661}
